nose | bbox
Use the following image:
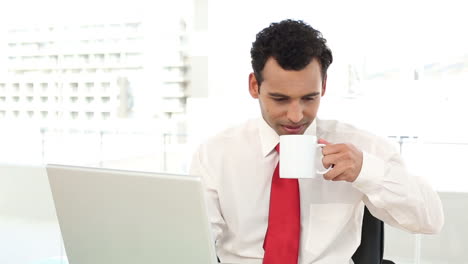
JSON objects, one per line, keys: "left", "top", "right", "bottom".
{"left": 286, "top": 101, "right": 304, "bottom": 124}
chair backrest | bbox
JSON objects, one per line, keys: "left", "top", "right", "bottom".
{"left": 351, "top": 206, "right": 384, "bottom": 264}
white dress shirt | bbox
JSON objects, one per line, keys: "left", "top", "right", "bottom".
{"left": 190, "top": 118, "right": 444, "bottom": 264}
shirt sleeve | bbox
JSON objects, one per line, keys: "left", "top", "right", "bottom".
{"left": 190, "top": 145, "right": 226, "bottom": 244}
{"left": 351, "top": 139, "right": 444, "bottom": 234}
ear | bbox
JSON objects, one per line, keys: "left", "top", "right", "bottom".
{"left": 321, "top": 74, "right": 327, "bottom": 97}
{"left": 249, "top": 73, "right": 259, "bottom": 99}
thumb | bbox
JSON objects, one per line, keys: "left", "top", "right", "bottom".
{"left": 318, "top": 138, "right": 331, "bottom": 145}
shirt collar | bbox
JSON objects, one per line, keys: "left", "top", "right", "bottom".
{"left": 258, "top": 117, "right": 317, "bottom": 158}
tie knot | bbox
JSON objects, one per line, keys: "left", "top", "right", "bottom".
{"left": 275, "top": 143, "right": 280, "bottom": 153}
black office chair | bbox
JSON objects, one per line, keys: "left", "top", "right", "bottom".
{"left": 352, "top": 206, "right": 395, "bottom": 264}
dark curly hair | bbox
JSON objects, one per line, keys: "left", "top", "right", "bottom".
{"left": 251, "top": 19, "right": 333, "bottom": 86}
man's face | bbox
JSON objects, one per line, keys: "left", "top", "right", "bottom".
{"left": 249, "top": 57, "right": 326, "bottom": 135}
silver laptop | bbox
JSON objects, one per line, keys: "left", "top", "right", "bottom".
{"left": 47, "top": 164, "right": 218, "bottom": 264}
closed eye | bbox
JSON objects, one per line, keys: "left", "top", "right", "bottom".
{"left": 272, "top": 97, "right": 288, "bottom": 102}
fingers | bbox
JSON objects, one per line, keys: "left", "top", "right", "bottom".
{"left": 321, "top": 143, "right": 346, "bottom": 155}
{"left": 332, "top": 175, "right": 348, "bottom": 182}
{"left": 322, "top": 162, "right": 350, "bottom": 181}
{"left": 322, "top": 153, "right": 340, "bottom": 169}
{"left": 318, "top": 141, "right": 363, "bottom": 183}
{"left": 322, "top": 157, "right": 362, "bottom": 182}
{"left": 318, "top": 139, "right": 338, "bottom": 157}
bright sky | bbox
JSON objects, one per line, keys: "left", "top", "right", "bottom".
{"left": 0, "top": 0, "right": 191, "bottom": 27}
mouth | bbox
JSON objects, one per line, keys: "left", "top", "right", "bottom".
{"left": 281, "top": 124, "right": 305, "bottom": 134}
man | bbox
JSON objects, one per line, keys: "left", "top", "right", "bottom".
{"left": 190, "top": 19, "right": 443, "bottom": 264}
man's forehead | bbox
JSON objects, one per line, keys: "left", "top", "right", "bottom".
{"left": 267, "top": 90, "right": 320, "bottom": 97}
{"left": 262, "top": 58, "right": 322, "bottom": 79}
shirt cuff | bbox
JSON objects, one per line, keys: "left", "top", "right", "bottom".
{"left": 352, "top": 151, "right": 385, "bottom": 195}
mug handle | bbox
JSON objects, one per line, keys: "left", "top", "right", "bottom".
{"left": 316, "top": 143, "right": 333, "bottom": 174}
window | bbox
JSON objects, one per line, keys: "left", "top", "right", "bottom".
{"left": 79, "top": 54, "right": 89, "bottom": 63}
{"left": 101, "top": 96, "right": 110, "bottom": 103}
{"left": 26, "top": 83, "right": 34, "bottom": 93}
{"left": 101, "top": 112, "right": 110, "bottom": 119}
{"left": 70, "top": 96, "right": 79, "bottom": 103}
{"left": 109, "top": 53, "right": 121, "bottom": 63}
{"left": 1, "top": 0, "right": 192, "bottom": 169}
{"left": 70, "top": 111, "right": 78, "bottom": 119}
{"left": 70, "top": 83, "right": 78, "bottom": 93}
{"left": 13, "top": 83, "right": 20, "bottom": 92}
{"left": 64, "top": 54, "right": 74, "bottom": 61}
{"left": 101, "top": 84, "right": 111, "bottom": 93}
{"left": 95, "top": 54, "right": 105, "bottom": 62}
{"left": 49, "top": 55, "right": 58, "bottom": 63}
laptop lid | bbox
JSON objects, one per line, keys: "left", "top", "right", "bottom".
{"left": 46, "top": 164, "right": 218, "bottom": 264}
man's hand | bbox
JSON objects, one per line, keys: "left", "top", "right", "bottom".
{"left": 318, "top": 138, "right": 363, "bottom": 182}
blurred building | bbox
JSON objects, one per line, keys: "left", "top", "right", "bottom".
{"left": 0, "top": 20, "right": 189, "bottom": 121}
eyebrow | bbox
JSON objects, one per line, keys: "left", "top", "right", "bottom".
{"left": 268, "top": 92, "right": 320, "bottom": 98}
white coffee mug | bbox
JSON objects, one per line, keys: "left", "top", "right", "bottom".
{"left": 279, "top": 135, "right": 332, "bottom": 179}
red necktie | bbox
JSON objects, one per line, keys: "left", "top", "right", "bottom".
{"left": 263, "top": 144, "right": 300, "bottom": 264}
